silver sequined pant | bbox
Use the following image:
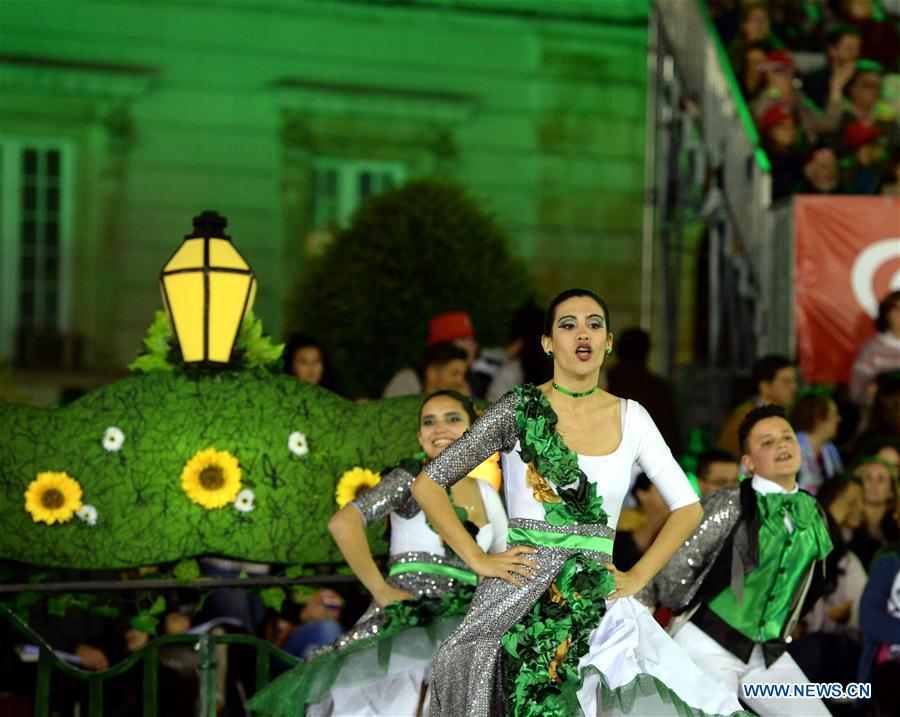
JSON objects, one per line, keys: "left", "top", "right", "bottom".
{"left": 307, "top": 570, "right": 462, "bottom": 658}
{"left": 429, "top": 545, "right": 574, "bottom": 717}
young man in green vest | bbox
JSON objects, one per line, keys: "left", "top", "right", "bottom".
{"left": 638, "top": 404, "right": 833, "bottom": 715}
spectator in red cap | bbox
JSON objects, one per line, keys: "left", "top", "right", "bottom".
{"left": 842, "top": 120, "right": 887, "bottom": 193}
{"left": 426, "top": 311, "right": 478, "bottom": 361}
{"left": 752, "top": 49, "right": 844, "bottom": 142}
{"left": 759, "top": 103, "right": 804, "bottom": 199}
{"left": 383, "top": 311, "right": 478, "bottom": 398}
{"left": 425, "top": 311, "right": 521, "bottom": 399}
{"left": 801, "top": 145, "right": 842, "bottom": 193}
{"left": 839, "top": 62, "right": 900, "bottom": 149}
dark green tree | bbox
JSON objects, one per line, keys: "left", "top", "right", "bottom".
{"left": 286, "top": 178, "right": 534, "bottom": 397}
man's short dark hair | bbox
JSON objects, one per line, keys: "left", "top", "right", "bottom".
{"left": 697, "top": 449, "right": 739, "bottom": 480}
{"left": 737, "top": 404, "right": 789, "bottom": 454}
{"left": 422, "top": 341, "right": 468, "bottom": 371}
{"left": 751, "top": 355, "right": 794, "bottom": 392}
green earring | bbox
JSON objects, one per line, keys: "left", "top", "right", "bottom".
{"left": 605, "top": 348, "right": 613, "bottom": 356}
{"left": 545, "top": 350, "right": 553, "bottom": 358}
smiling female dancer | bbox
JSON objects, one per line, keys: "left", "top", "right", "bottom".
{"left": 249, "top": 389, "right": 508, "bottom": 716}
{"left": 411, "top": 289, "right": 748, "bottom": 716}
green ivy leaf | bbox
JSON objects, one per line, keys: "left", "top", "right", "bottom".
{"left": 46, "top": 593, "right": 95, "bottom": 618}
{"left": 13, "top": 590, "right": 41, "bottom": 620}
{"left": 91, "top": 604, "right": 120, "bottom": 619}
{"left": 259, "top": 586, "right": 286, "bottom": 612}
{"left": 173, "top": 559, "right": 201, "bottom": 582}
{"left": 282, "top": 564, "right": 307, "bottom": 579}
{"left": 148, "top": 595, "right": 167, "bottom": 615}
{"left": 131, "top": 613, "right": 159, "bottom": 635}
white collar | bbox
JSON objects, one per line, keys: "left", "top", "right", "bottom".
{"left": 751, "top": 474, "right": 799, "bottom": 495}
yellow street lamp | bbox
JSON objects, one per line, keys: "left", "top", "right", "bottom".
{"left": 160, "top": 210, "right": 256, "bottom": 365}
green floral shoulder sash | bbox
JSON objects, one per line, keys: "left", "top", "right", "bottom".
{"left": 513, "top": 384, "right": 608, "bottom": 527}
{"left": 500, "top": 385, "right": 617, "bottom": 716}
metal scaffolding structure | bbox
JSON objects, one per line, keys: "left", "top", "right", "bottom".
{"left": 647, "top": 0, "right": 795, "bottom": 380}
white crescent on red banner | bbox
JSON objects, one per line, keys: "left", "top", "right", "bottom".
{"left": 794, "top": 195, "right": 900, "bottom": 384}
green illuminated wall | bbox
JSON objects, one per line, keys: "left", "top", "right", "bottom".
{"left": 0, "top": 0, "right": 648, "bottom": 372}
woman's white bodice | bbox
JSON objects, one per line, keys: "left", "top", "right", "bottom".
{"left": 389, "top": 478, "right": 508, "bottom": 555}
{"left": 500, "top": 400, "right": 697, "bottom": 530}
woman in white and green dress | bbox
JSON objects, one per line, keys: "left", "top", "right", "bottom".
{"left": 248, "top": 389, "right": 507, "bottom": 716}
{"left": 412, "top": 289, "right": 749, "bottom": 716}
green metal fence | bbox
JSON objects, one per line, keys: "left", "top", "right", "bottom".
{"left": 3, "top": 597, "right": 303, "bottom": 716}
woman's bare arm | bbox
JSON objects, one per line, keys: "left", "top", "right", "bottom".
{"left": 412, "top": 472, "right": 537, "bottom": 585}
{"left": 608, "top": 502, "right": 703, "bottom": 599}
{"left": 328, "top": 506, "right": 411, "bottom": 606}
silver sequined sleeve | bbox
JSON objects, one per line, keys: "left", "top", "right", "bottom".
{"left": 636, "top": 485, "right": 742, "bottom": 612}
{"left": 424, "top": 391, "right": 519, "bottom": 489}
{"left": 349, "top": 467, "right": 415, "bottom": 527}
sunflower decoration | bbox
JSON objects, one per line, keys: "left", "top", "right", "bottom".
{"left": 335, "top": 467, "right": 381, "bottom": 508}
{"left": 180, "top": 447, "right": 242, "bottom": 510}
{"left": 24, "top": 471, "right": 84, "bottom": 525}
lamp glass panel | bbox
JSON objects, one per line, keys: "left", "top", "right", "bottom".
{"left": 207, "top": 271, "right": 252, "bottom": 362}
{"left": 163, "top": 238, "right": 205, "bottom": 272}
{"left": 163, "top": 271, "right": 205, "bottom": 361}
{"left": 209, "top": 239, "right": 250, "bottom": 270}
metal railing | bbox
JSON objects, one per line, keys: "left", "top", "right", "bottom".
{"left": 2, "top": 572, "right": 360, "bottom": 715}
{"left": 650, "top": 0, "right": 794, "bottom": 367}
{"left": 4, "top": 603, "right": 302, "bottom": 717}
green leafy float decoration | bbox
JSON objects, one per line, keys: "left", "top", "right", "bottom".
{"left": 0, "top": 313, "right": 425, "bottom": 569}
{"left": 129, "top": 310, "right": 283, "bottom": 374}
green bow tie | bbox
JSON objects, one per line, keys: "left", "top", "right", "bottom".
{"left": 757, "top": 491, "right": 832, "bottom": 559}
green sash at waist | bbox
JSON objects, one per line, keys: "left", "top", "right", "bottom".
{"left": 507, "top": 526, "right": 614, "bottom": 558}
{"left": 388, "top": 561, "right": 478, "bottom": 585}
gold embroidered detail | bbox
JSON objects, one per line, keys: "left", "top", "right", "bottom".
{"left": 526, "top": 462, "right": 561, "bottom": 503}
{"left": 547, "top": 637, "right": 572, "bottom": 682}
{"left": 549, "top": 581, "right": 567, "bottom": 607}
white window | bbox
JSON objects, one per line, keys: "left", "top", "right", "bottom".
{"left": 310, "top": 159, "right": 405, "bottom": 232}
{"left": 0, "top": 138, "right": 74, "bottom": 361}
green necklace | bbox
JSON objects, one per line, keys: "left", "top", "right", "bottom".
{"left": 552, "top": 382, "right": 598, "bottom": 398}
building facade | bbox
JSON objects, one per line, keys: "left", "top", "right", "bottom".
{"left": 0, "top": 0, "right": 649, "bottom": 393}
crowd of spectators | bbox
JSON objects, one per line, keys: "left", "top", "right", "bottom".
{"left": 709, "top": 0, "right": 900, "bottom": 199}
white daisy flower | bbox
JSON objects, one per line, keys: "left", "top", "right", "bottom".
{"left": 288, "top": 431, "right": 309, "bottom": 457}
{"left": 234, "top": 489, "right": 255, "bottom": 513}
{"left": 77, "top": 504, "right": 98, "bottom": 526}
{"left": 102, "top": 426, "right": 125, "bottom": 452}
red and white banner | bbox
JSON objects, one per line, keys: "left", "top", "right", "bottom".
{"left": 794, "top": 195, "right": 900, "bottom": 384}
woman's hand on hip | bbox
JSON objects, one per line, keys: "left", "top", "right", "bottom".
{"left": 375, "top": 585, "right": 414, "bottom": 607}
{"left": 470, "top": 546, "right": 538, "bottom": 587}
{"left": 605, "top": 564, "right": 648, "bottom": 600}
